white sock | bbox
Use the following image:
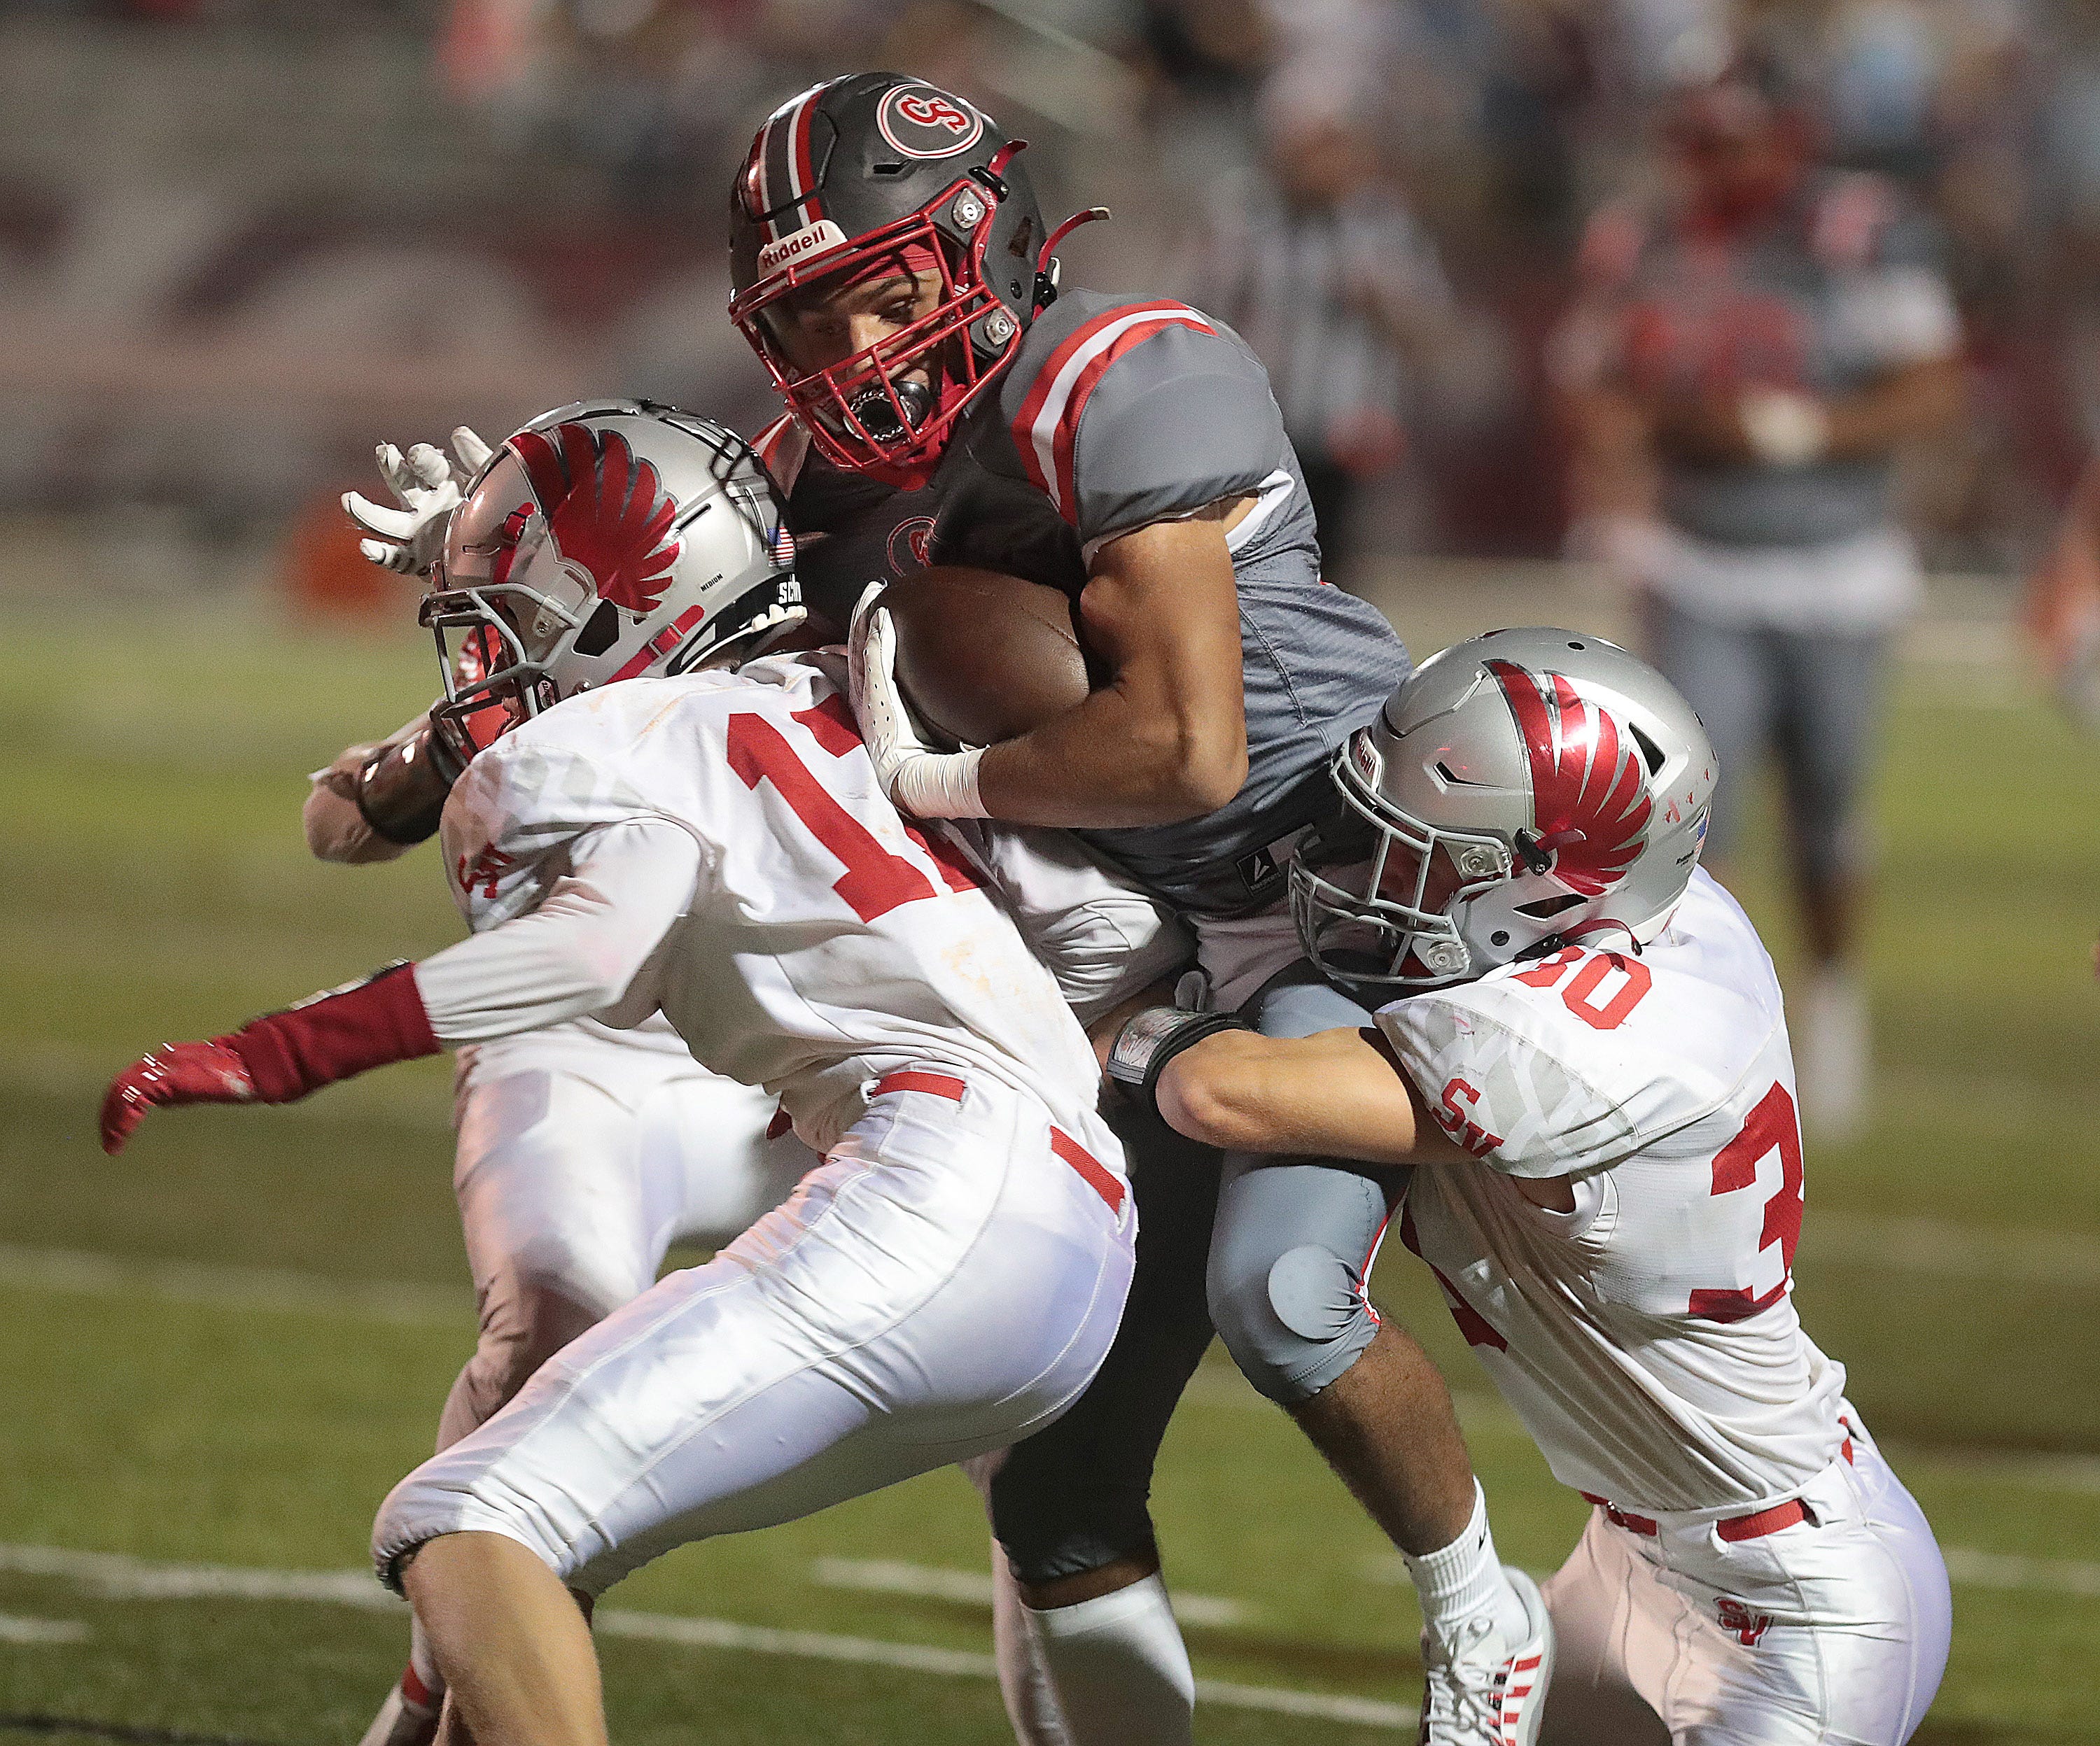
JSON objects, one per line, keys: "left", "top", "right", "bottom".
{"left": 988, "top": 1541, "right": 1072, "bottom": 1746}
{"left": 1026, "top": 1573, "right": 1196, "bottom": 1746}
{"left": 1402, "top": 1480, "right": 1527, "bottom": 1648}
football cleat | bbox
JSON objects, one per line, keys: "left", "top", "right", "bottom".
{"left": 1418, "top": 1567, "right": 1553, "bottom": 1746}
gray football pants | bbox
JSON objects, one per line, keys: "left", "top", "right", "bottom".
{"left": 990, "top": 959, "right": 1404, "bottom": 1583}
{"left": 1647, "top": 600, "right": 1889, "bottom": 887}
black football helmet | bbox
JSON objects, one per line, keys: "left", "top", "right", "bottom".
{"left": 728, "top": 72, "right": 1099, "bottom": 481}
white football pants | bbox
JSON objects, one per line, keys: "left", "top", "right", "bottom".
{"left": 1539, "top": 1414, "right": 1950, "bottom": 1745}
{"left": 374, "top": 1072, "right": 1135, "bottom": 1598}
{"left": 437, "top": 1029, "right": 815, "bottom": 1446}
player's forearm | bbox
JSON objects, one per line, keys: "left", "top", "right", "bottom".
{"left": 974, "top": 682, "right": 1246, "bottom": 827}
{"left": 972, "top": 517, "right": 1249, "bottom": 826}
{"left": 1156, "top": 1027, "right": 1427, "bottom": 1164}
{"left": 417, "top": 822, "right": 700, "bottom": 1043}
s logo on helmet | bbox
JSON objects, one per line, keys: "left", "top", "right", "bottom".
{"left": 876, "top": 85, "right": 986, "bottom": 159}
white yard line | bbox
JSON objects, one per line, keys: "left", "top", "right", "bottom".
{"left": 0, "top": 1544, "right": 1411, "bottom": 1731}
{"left": 1939, "top": 1547, "right": 2100, "bottom": 1597}
{"left": 0, "top": 1244, "right": 468, "bottom": 1327}
{"left": 812, "top": 1556, "right": 1252, "bottom": 1628}
{"left": 0, "top": 1612, "right": 89, "bottom": 1645}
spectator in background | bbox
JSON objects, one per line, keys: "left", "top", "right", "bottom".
{"left": 1185, "top": 60, "right": 1460, "bottom": 575}
{"left": 1554, "top": 55, "right": 1964, "bottom": 1140}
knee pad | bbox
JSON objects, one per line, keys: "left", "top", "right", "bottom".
{"left": 1210, "top": 1240, "right": 1378, "bottom": 1406}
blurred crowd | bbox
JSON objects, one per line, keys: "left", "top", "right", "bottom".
{"left": 6, "top": 0, "right": 2100, "bottom": 577}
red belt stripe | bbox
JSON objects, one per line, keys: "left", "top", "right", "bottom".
{"left": 872, "top": 1070, "right": 967, "bottom": 1103}
{"left": 868, "top": 1072, "right": 1126, "bottom": 1216}
{"left": 1583, "top": 1437, "right": 1853, "bottom": 1544}
{"left": 1049, "top": 1126, "right": 1126, "bottom": 1216}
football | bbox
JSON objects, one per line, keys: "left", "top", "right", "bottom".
{"left": 881, "top": 564, "right": 1095, "bottom": 747}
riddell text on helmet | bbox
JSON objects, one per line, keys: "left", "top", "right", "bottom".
{"left": 757, "top": 220, "right": 848, "bottom": 276}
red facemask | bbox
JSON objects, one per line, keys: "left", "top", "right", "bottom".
{"left": 731, "top": 186, "right": 1026, "bottom": 488}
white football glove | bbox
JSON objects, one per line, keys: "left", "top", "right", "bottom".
{"left": 846, "top": 582, "right": 988, "bottom": 820}
{"left": 342, "top": 427, "right": 494, "bottom": 577}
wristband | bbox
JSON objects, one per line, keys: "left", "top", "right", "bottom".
{"left": 217, "top": 961, "right": 440, "bottom": 1103}
{"left": 1739, "top": 390, "right": 1830, "bottom": 468}
{"left": 1105, "top": 1006, "right": 1252, "bottom": 1106}
{"left": 889, "top": 747, "right": 990, "bottom": 821}
{"left": 354, "top": 724, "right": 454, "bottom": 846}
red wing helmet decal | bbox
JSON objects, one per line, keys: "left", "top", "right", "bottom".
{"left": 1486, "top": 659, "right": 1651, "bottom": 895}
{"left": 512, "top": 422, "right": 681, "bottom": 615}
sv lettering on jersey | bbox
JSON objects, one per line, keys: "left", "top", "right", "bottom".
{"left": 1509, "top": 945, "right": 1653, "bottom": 1029}
{"left": 456, "top": 845, "right": 518, "bottom": 900}
{"left": 1716, "top": 1597, "right": 1773, "bottom": 1647}
{"left": 1435, "top": 1077, "right": 1503, "bottom": 1157}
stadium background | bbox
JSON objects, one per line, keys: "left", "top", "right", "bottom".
{"left": 3, "top": 0, "right": 2097, "bottom": 1738}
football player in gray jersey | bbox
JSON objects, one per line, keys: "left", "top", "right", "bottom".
{"left": 1555, "top": 59, "right": 1963, "bottom": 1139}
{"left": 730, "top": 73, "right": 1549, "bottom": 1742}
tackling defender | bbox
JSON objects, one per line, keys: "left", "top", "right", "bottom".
{"left": 317, "top": 426, "right": 813, "bottom": 1746}
{"left": 1110, "top": 629, "right": 1952, "bottom": 1744}
{"left": 102, "top": 406, "right": 1139, "bottom": 1746}
{"left": 729, "top": 71, "right": 1544, "bottom": 1738}
{"left": 321, "top": 404, "right": 1187, "bottom": 1746}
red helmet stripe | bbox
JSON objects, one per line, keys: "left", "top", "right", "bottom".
{"left": 752, "top": 86, "right": 824, "bottom": 245}
{"left": 790, "top": 87, "right": 822, "bottom": 222}
{"left": 1486, "top": 659, "right": 1652, "bottom": 896}
{"left": 1009, "top": 302, "right": 1214, "bottom": 521}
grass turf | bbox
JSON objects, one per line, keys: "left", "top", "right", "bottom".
{"left": 1, "top": 603, "right": 2095, "bottom": 1740}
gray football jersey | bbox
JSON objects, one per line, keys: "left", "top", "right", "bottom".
{"left": 1588, "top": 171, "right": 1957, "bottom": 549}
{"left": 927, "top": 288, "right": 1408, "bottom": 915}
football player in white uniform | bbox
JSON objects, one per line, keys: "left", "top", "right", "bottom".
{"left": 103, "top": 405, "right": 1142, "bottom": 1746}
{"left": 1105, "top": 629, "right": 1950, "bottom": 1745}
{"left": 314, "top": 428, "right": 816, "bottom": 1746}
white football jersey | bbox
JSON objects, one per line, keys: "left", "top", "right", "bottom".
{"left": 1376, "top": 871, "right": 1847, "bottom": 1513}
{"left": 438, "top": 654, "right": 1109, "bottom": 1155}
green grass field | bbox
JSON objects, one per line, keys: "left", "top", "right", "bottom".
{"left": 2, "top": 600, "right": 2097, "bottom": 1742}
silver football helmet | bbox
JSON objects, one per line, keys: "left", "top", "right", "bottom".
{"left": 1292, "top": 628, "right": 1718, "bottom": 988}
{"left": 422, "top": 400, "right": 804, "bottom": 764}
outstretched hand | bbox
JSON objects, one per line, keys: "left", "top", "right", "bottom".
{"left": 343, "top": 428, "right": 493, "bottom": 577}
{"left": 100, "top": 1040, "right": 256, "bottom": 1155}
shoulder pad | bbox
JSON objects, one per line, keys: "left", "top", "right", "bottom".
{"left": 1002, "top": 293, "right": 1238, "bottom": 522}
